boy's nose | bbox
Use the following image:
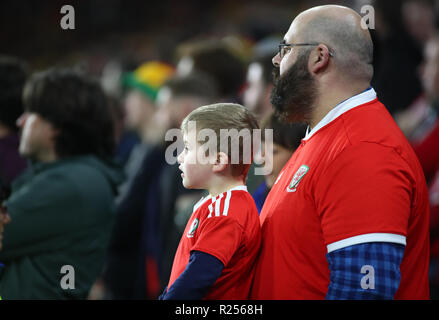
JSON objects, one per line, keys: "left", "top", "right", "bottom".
{"left": 177, "top": 151, "right": 184, "bottom": 164}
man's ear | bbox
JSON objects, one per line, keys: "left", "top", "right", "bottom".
{"left": 212, "top": 152, "right": 229, "bottom": 173}
{"left": 309, "top": 44, "right": 331, "bottom": 75}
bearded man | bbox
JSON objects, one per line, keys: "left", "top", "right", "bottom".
{"left": 250, "top": 5, "right": 430, "bottom": 300}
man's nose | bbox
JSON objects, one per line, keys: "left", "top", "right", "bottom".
{"left": 272, "top": 53, "right": 281, "bottom": 68}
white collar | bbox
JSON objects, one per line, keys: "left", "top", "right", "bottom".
{"left": 303, "top": 87, "right": 377, "bottom": 141}
{"left": 193, "top": 185, "right": 248, "bottom": 211}
{"left": 224, "top": 185, "right": 248, "bottom": 193}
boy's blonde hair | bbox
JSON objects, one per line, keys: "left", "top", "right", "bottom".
{"left": 181, "top": 103, "right": 259, "bottom": 178}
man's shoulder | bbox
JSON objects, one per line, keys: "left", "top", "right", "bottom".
{"left": 342, "top": 100, "right": 408, "bottom": 146}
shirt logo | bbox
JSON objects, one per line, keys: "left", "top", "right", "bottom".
{"left": 286, "top": 165, "right": 309, "bottom": 193}
{"left": 187, "top": 218, "right": 199, "bottom": 238}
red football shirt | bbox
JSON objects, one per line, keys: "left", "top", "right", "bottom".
{"left": 250, "top": 88, "right": 430, "bottom": 300}
{"left": 168, "top": 185, "right": 261, "bottom": 299}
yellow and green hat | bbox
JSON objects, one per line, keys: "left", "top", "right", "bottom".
{"left": 122, "top": 61, "right": 175, "bottom": 101}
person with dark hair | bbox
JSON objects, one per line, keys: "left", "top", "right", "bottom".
{"left": 251, "top": 113, "right": 306, "bottom": 213}
{"left": 371, "top": 0, "right": 424, "bottom": 115}
{"left": 0, "top": 68, "right": 123, "bottom": 299}
{"left": 176, "top": 40, "right": 246, "bottom": 101}
{"left": 0, "top": 56, "right": 28, "bottom": 191}
{"left": 242, "top": 37, "right": 281, "bottom": 195}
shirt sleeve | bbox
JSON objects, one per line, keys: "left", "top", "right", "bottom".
{"left": 314, "top": 143, "right": 413, "bottom": 252}
{"left": 326, "top": 242, "right": 405, "bottom": 299}
{"left": 159, "top": 250, "right": 224, "bottom": 300}
{"left": 191, "top": 196, "right": 245, "bottom": 266}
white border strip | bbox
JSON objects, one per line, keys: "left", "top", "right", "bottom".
{"left": 327, "top": 233, "right": 406, "bottom": 253}
{"left": 304, "top": 87, "right": 377, "bottom": 141}
{"left": 229, "top": 185, "right": 248, "bottom": 192}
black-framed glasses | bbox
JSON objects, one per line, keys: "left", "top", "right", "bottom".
{"left": 278, "top": 42, "right": 335, "bottom": 59}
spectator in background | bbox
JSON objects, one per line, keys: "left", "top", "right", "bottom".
{"left": 115, "top": 61, "right": 175, "bottom": 205}
{"left": 154, "top": 72, "right": 219, "bottom": 290}
{"left": 409, "top": 33, "right": 439, "bottom": 300}
{"left": 243, "top": 37, "right": 280, "bottom": 194}
{"left": 0, "top": 201, "right": 11, "bottom": 251}
{"left": 243, "top": 36, "right": 280, "bottom": 121}
{"left": 176, "top": 39, "right": 246, "bottom": 102}
{"left": 0, "top": 68, "right": 123, "bottom": 299}
{"left": 0, "top": 56, "right": 28, "bottom": 194}
{"left": 412, "top": 110, "right": 439, "bottom": 299}
{"left": 402, "top": 0, "right": 436, "bottom": 48}
{"left": 252, "top": 113, "right": 306, "bottom": 213}
{"left": 103, "top": 61, "right": 175, "bottom": 300}
{"left": 395, "top": 35, "right": 439, "bottom": 142}
{"left": 371, "top": 0, "right": 424, "bottom": 115}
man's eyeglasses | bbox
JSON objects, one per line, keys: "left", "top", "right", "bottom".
{"left": 278, "top": 42, "right": 335, "bottom": 59}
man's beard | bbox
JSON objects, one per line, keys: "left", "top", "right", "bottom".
{"left": 270, "top": 50, "right": 318, "bottom": 124}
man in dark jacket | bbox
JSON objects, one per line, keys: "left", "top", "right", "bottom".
{"left": 0, "top": 56, "right": 29, "bottom": 191}
{"left": 0, "top": 68, "right": 123, "bottom": 299}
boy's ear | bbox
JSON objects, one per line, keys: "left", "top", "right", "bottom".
{"left": 212, "top": 152, "right": 229, "bottom": 173}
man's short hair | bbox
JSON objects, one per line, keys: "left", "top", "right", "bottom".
{"left": 23, "top": 68, "right": 115, "bottom": 159}
{"left": 0, "top": 56, "right": 29, "bottom": 131}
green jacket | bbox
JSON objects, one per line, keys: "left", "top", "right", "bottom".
{"left": 0, "top": 155, "right": 123, "bottom": 299}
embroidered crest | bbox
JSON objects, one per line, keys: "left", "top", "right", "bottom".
{"left": 286, "top": 165, "right": 309, "bottom": 192}
{"left": 187, "top": 218, "right": 199, "bottom": 238}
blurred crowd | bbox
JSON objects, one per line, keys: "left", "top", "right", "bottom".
{"left": 1, "top": 0, "right": 439, "bottom": 299}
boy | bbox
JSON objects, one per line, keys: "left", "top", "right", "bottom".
{"left": 160, "top": 103, "right": 261, "bottom": 300}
